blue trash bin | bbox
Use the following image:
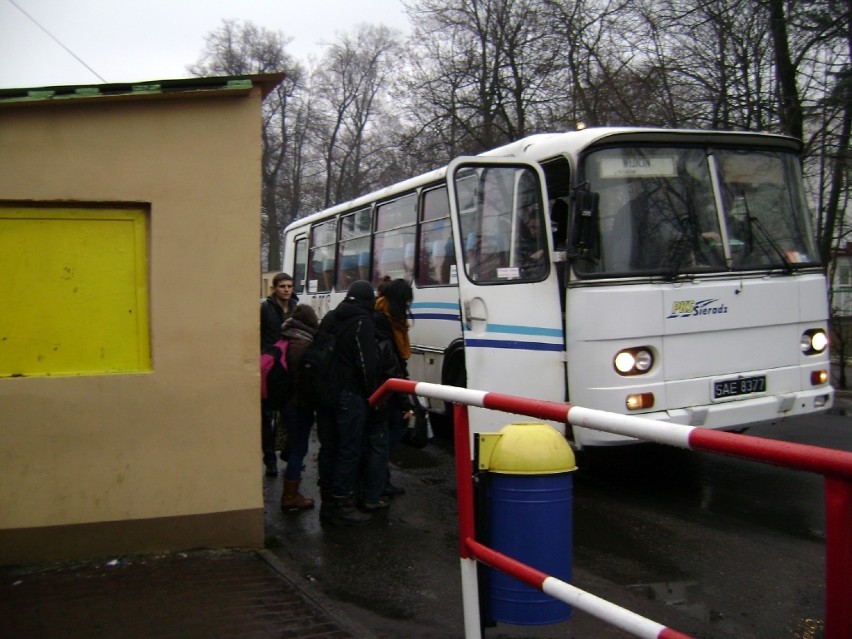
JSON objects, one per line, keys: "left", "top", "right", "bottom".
{"left": 481, "top": 422, "right": 576, "bottom": 626}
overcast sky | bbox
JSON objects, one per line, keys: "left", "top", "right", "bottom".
{"left": 0, "top": 0, "right": 411, "bottom": 89}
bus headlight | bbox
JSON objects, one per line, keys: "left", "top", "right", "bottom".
{"left": 801, "top": 329, "right": 828, "bottom": 355}
{"left": 614, "top": 347, "right": 654, "bottom": 375}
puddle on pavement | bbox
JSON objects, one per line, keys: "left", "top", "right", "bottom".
{"left": 627, "top": 580, "right": 709, "bottom": 621}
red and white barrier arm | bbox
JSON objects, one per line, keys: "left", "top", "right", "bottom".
{"left": 466, "top": 538, "right": 693, "bottom": 639}
{"left": 371, "top": 379, "right": 852, "bottom": 639}
{"left": 371, "top": 379, "right": 852, "bottom": 481}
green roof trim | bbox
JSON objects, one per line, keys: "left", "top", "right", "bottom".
{"left": 0, "top": 73, "right": 284, "bottom": 106}
{"left": 131, "top": 83, "right": 161, "bottom": 93}
{"left": 26, "top": 90, "right": 55, "bottom": 100}
{"left": 225, "top": 79, "right": 253, "bottom": 91}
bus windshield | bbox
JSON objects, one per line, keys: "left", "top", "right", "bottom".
{"left": 578, "top": 146, "right": 819, "bottom": 277}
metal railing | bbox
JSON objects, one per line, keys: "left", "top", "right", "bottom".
{"left": 371, "top": 378, "right": 852, "bottom": 639}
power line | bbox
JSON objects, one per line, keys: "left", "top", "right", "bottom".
{"left": 7, "top": 0, "right": 107, "bottom": 83}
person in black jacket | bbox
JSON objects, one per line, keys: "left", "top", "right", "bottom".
{"left": 316, "top": 280, "right": 379, "bottom": 525}
{"left": 360, "top": 278, "right": 415, "bottom": 509}
{"left": 261, "top": 273, "right": 299, "bottom": 351}
{"left": 260, "top": 273, "right": 299, "bottom": 476}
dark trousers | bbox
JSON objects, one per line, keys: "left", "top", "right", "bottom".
{"left": 316, "top": 389, "right": 367, "bottom": 498}
{"left": 261, "top": 404, "right": 277, "bottom": 468}
{"left": 316, "top": 407, "right": 336, "bottom": 493}
{"left": 280, "top": 405, "right": 313, "bottom": 482}
{"left": 387, "top": 408, "right": 409, "bottom": 458}
{"left": 362, "top": 415, "right": 389, "bottom": 503}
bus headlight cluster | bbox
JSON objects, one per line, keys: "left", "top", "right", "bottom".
{"left": 614, "top": 347, "right": 654, "bottom": 375}
{"left": 801, "top": 329, "right": 828, "bottom": 355}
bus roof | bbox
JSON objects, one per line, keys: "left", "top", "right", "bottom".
{"left": 478, "top": 127, "right": 801, "bottom": 161}
{"left": 286, "top": 127, "right": 801, "bottom": 231}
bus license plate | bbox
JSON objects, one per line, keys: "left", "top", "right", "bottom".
{"left": 713, "top": 375, "right": 766, "bottom": 399}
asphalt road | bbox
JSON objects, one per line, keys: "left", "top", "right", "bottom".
{"left": 263, "top": 397, "right": 851, "bottom": 639}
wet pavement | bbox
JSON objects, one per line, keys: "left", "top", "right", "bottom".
{"left": 263, "top": 439, "right": 468, "bottom": 638}
{"left": 262, "top": 434, "right": 725, "bottom": 638}
{"left": 262, "top": 392, "right": 851, "bottom": 639}
{"left": 0, "top": 547, "right": 377, "bottom": 639}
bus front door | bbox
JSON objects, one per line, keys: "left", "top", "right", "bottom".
{"left": 447, "top": 158, "right": 566, "bottom": 436}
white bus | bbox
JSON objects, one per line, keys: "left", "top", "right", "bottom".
{"left": 281, "top": 127, "right": 834, "bottom": 447}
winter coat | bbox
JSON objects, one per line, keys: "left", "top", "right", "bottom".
{"left": 281, "top": 317, "right": 316, "bottom": 408}
{"left": 261, "top": 294, "right": 298, "bottom": 352}
{"left": 320, "top": 297, "right": 378, "bottom": 398}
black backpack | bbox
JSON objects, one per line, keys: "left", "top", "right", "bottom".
{"left": 261, "top": 339, "right": 294, "bottom": 410}
{"left": 299, "top": 314, "right": 359, "bottom": 408}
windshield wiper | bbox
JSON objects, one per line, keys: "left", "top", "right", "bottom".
{"left": 740, "top": 191, "right": 795, "bottom": 273}
{"left": 659, "top": 232, "right": 694, "bottom": 280}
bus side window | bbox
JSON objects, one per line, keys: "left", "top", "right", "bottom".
{"left": 322, "top": 255, "right": 334, "bottom": 290}
{"left": 419, "top": 185, "right": 454, "bottom": 286}
{"left": 337, "top": 208, "right": 372, "bottom": 290}
{"left": 375, "top": 194, "right": 417, "bottom": 285}
{"left": 337, "top": 251, "right": 359, "bottom": 290}
{"left": 292, "top": 236, "right": 308, "bottom": 294}
{"left": 432, "top": 238, "right": 454, "bottom": 284}
{"left": 308, "top": 219, "right": 336, "bottom": 293}
{"left": 378, "top": 242, "right": 405, "bottom": 280}
{"left": 358, "top": 251, "right": 370, "bottom": 280}
{"left": 308, "top": 247, "right": 332, "bottom": 293}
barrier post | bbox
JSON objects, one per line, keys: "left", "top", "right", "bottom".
{"left": 824, "top": 476, "right": 852, "bottom": 639}
{"left": 454, "top": 402, "right": 482, "bottom": 639}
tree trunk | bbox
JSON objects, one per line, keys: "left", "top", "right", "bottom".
{"left": 766, "top": 0, "right": 803, "bottom": 140}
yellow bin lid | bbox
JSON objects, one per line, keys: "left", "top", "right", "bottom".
{"left": 481, "top": 422, "right": 577, "bottom": 475}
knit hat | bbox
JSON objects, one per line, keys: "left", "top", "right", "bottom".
{"left": 346, "top": 280, "right": 375, "bottom": 304}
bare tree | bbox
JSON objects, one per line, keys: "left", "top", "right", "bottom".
{"left": 189, "top": 20, "right": 304, "bottom": 271}
{"left": 787, "top": 0, "right": 852, "bottom": 266}
{"left": 310, "top": 24, "right": 403, "bottom": 207}
{"left": 188, "top": 19, "right": 290, "bottom": 76}
{"left": 403, "top": 0, "right": 566, "bottom": 153}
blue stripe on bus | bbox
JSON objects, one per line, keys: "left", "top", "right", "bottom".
{"left": 413, "top": 312, "right": 461, "bottom": 322}
{"left": 411, "top": 302, "right": 459, "bottom": 310}
{"left": 464, "top": 338, "right": 564, "bottom": 352}
{"left": 410, "top": 303, "right": 563, "bottom": 340}
{"left": 484, "top": 323, "right": 563, "bottom": 338}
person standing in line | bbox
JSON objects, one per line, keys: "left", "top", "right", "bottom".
{"left": 260, "top": 273, "right": 298, "bottom": 477}
{"left": 358, "top": 281, "right": 410, "bottom": 512}
{"left": 316, "top": 280, "right": 379, "bottom": 525}
{"left": 279, "top": 304, "right": 319, "bottom": 511}
{"left": 372, "top": 277, "right": 414, "bottom": 500}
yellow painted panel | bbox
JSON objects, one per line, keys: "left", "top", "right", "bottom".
{"left": 0, "top": 206, "right": 150, "bottom": 377}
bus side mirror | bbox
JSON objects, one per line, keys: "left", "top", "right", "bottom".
{"left": 571, "top": 191, "right": 600, "bottom": 256}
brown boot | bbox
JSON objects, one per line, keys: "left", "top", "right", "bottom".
{"left": 281, "top": 480, "right": 315, "bottom": 511}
